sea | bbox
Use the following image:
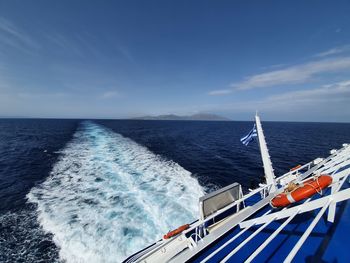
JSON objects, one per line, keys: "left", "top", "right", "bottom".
{"left": 1, "top": 119, "right": 350, "bottom": 262}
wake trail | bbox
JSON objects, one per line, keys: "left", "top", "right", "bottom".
{"left": 27, "top": 121, "right": 204, "bottom": 262}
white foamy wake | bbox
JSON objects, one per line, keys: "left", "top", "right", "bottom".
{"left": 27, "top": 121, "right": 204, "bottom": 263}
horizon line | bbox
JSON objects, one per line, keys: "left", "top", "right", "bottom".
{"left": 0, "top": 116, "right": 349, "bottom": 124}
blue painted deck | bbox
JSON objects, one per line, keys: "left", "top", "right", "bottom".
{"left": 190, "top": 181, "right": 350, "bottom": 263}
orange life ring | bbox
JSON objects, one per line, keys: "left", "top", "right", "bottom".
{"left": 163, "top": 224, "right": 189, "bottom": 239}
{"left": 270, "top": 175, "right": 332, "bottom": 208}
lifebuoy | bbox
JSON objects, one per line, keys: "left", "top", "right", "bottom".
{"left": 270, "top": 175, "right": 332, "bottom": 208}
{"left": 163, "top": 224, "right": 189, "bottom": 239}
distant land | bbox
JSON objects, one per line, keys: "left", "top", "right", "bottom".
{"left": 133, "top": 113, "right": 231, "bottom": 121}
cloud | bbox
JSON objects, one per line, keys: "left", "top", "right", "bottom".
{"left": 100, "top": 90, "right": 120, "bottom": 99}
{"left": 45, "top": 32, "right": 134, "bottom": 64}
{"left": 46, "top": 33, "right": 85, "bottom": 57}
{"left": 209, "top": 56, "right": 350, "bottom": 95}
{"left": 0, "top": 17, "right": 39, "bottom": 52}
{"left": 214, "top": 80, "right": 350, "bottom": 113}
{"left": 208, "top": 89, "right": 232, "bottom": 96}
{"left": 201, "top": 80, "right": 350, "bottom": 122}
{"left": 17, "top": 92, "right": 67, "bottom": 99}
{"left": 267, "top": 80, "right": 350, "bottom": 103}
{"left": 234, "top": 57, "right": 350, "bottom": 90}
{"left": 314, "top": 45, "right": 350, "bottom": 58}
{"left": 116, "top": 45, "right": 134, "bottom": 63}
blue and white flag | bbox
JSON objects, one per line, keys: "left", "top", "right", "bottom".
{"left": 240, "top": 124, "right": 257, "bottom": 146}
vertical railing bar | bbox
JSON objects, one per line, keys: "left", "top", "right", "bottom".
{"left": 244, "top": 210, "right": 299, "bottom": 263}
{"left": 221, "top": 216, "right": 277, "bottom": 263}
{"left": 200, "top": 225, "right": 251, "bottom": 263}
{"left": 200, "top": 209, "right": 272, "bottom": 263}
{"left": 284, "top": 200, "right": 331, "bottom": 263}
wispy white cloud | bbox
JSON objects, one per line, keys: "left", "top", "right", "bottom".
{"left": 209, "top": 56, "right": 350, "bottom": 95}
{"left": 17, "top": 92, "right": 68, "bottom": 99}
{"left": 314, "top": 45, "right": 350, "bottom": 58}
{"left": 116, "top": 45, "right": 134, "bottom": 63}
{"left": 206, "top": 80, "right": 350, "bottom": 117}
{"left": 260, "top": 63, "right": 288, "bottom": 70}
{"left": 234, "top": 57, "right": 350, "bottom": 90}
{"left": 266, "top": 80, "right": 350, "bottom": 103}
{"left": 46, "top": 33, "right": 100, "bottom": 59}
{"left": 46, "top": 33, "right": 85, "bottom": 57}
{"left": 0, "top": 17, "right": 39, "bottom": 52}
{"left": 208, "top": 89, "right": 232, "bottom": 95}
{"left": 46, "top": 32, "right": 135, "bottom": 64}
{"left": 100, "top": 90, "right": 120, "bottom": 99}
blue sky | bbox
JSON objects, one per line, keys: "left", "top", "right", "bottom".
{"left": 1, "top": 1, "right": 350, "bottom": 121}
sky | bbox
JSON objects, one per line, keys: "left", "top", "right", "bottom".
{"left": 0, "top": 0, "right": 350, "bottom": 122}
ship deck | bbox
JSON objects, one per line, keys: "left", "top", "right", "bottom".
{"left": 189, "top": 181, "right": 350, "bottom": 262}
{"left": 123, "top": 144, "right": 350, "bottom": 263}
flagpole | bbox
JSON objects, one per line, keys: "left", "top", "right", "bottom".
{"left": 255, "top": 113, "right": 277, "bottom": 193}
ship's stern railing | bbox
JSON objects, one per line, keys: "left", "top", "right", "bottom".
{"left": 184, "top": 182, "right": 274, "bottom": 245}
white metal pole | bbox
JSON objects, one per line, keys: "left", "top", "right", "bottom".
{"left": 255, "top": 113, "right": 277, "bottom": 193}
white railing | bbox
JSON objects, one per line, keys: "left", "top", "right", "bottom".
{"left": 235, "top": 177, "right": 350, "bottom": 263}
{"left": 133, "top": 144, "right": 350, "bottom": 263}
{"left": 200, "top": 209, "right": 273, "bottom": 263}
{"left": 183, "top": 182, "right": 273, "bottom": 238}
{"left": 190, "top": 145, "right": 350, "bottom": 248}
{"left": 197, "top": 145, "right": 350, "bottom": 263}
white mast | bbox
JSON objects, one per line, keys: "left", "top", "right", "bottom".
{"left": 255, "top": 112, "right": 277, "bottom": 193}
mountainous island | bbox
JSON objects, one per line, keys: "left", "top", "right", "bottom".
{"left": 133, "top": 113, "right": 231, "bottom": 121}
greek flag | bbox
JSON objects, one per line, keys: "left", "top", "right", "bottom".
{"left": 240, "top": 124, "right": 257, "bottom": 146}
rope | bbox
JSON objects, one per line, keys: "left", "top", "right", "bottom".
{"left": 271, "top": 176, "right": 324, "bottom": 208}
{"left": 303, "top": 176, "right": 322, "bottom": 195}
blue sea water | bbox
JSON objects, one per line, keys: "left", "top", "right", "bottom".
{"left": 1, "top": 119, "right": 350, "bottom": 262}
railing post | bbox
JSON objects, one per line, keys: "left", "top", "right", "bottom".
{"left": 328, "top": 177, "right": 339, "bottom": 223}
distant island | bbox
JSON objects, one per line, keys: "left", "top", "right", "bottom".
{"left": 133, "top": 113, "right": 231, "bottom": 121}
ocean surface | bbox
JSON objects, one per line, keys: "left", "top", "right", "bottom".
{"left": 1, "top": 119, "right": 350, "bottom": 262}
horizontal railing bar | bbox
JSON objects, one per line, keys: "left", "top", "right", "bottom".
{"left": 276, "top": 161, "right": 313, "bottom": 183}
{"left": 244, "top": 210, "right": 299, "bottom": 263}
{"left": 240, "top": 188, "right": 350, "bottom": 228}
{"left": 284, "top": 200, "right": 331, "bottom": 263}
{"left": 183, "top": 183, "right": 274, "bottom": 234}
{"left": 200, "top": 225, "right": 251, "bottom": 263}
{"left": 200, "top": 210, "right": 272, "bottom": 263}
{"left": 221, "top": 216, "right": 277, "bottom": 263}
{"left": 243, "top": 197, "right": 313, "bottom": 263}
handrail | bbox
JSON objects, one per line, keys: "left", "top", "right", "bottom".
{"left": 244, "top": 209, "right": 300, "bottom": 263}
{"left": 315, "top": 146, "right": 350, "bottom": 175}
{"left": 284, "top": 200, "right": 332, "bottom": 263}
{"left": 222, "top": 216, "right": 277, "bottom": 263}
{"left": 189, "top": 233, "right": 203, "bottom": 244}
{"left": 190, "top": 145, "right": 350, "bottom": 236}
{"left": 200, "top": 210, "right": 272, "bottom": 263}
{"left": 240, "top": 187, "right": 350, "bottom": 228}
{"left": 276, "top": 161, "right": 313, "bottom": 183}
{"left": 276, "top": 144, "right": 350, "bottom": 186}
{"left": 183, "top": 183, "right": 273, "bottom": 235}
{"left": 200, "top": 223, "right": 252, "bottom": 263}
{"left": 130, "top": 145, "right": 350, "bottom": 263}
